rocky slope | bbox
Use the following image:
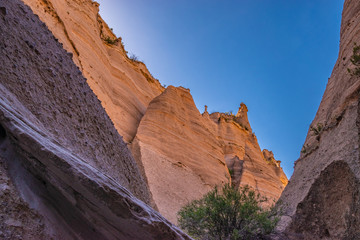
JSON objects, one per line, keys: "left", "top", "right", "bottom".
{"left": 277, "top": 0, "right": 360, "bottom": 239}
{"left": 21, "top": 0, "right": 288, "bottom": 224}
{"left": 0, "top": 0, "right": 189, "bottom": 239}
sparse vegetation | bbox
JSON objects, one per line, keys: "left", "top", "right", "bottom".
{"left": 301, "top": 145, "right": 307, "bottom": 154}
{"left": 301, "top": 144, "right": 310, "bottom": 154}
{"left": 140, "top": 69, "right": 154, "bottom": 83}
{"left": 177, "top": 184, "right": 279, "bottom": 240}
{"left": 104, "top": 36, "right": 117, "bottom": 45}
{"left": 310, "top": 123, "right": 323, "bottom": 136}
{"left": 348, "top": 43, "right": 360, "bottom": 76}
{"left": 129, "top": 53, "right": 139, "bottom": 62}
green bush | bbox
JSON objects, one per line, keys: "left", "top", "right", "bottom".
{"left": 350, "top": 43, "right": 360, "bottom": 66}
{"left": 104, "top": 36, "right": 117, "bottom": 45}
{"left": 310, "top": 123, "right": 323, "bottom": 136}
{"left": 349, "top": 43, "right": 360, "bottom": 76}
{"left": 177, "top": 184, "right": 279, "bottom": 240}
{"left": 301, "top": 145, "right": 307, "bottom": 154}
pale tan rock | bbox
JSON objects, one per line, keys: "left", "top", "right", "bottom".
{"left": 277, "top": 0, "right": 360, "bottom": 238}
{"left": 208, "top": 109, "right": 288, "bottom": 202}
{"left": 22, "top": 0, "right": 164, "bottom": 143}
{"left": 131, "top": 86, "right": 228, "bottom": 223}
{"left": 0, "top": 1, "right": 189, "bottom": 238}
{"left": 133, "top": 86, "right": 287, "bottom": 223}
{"left": 22, "top": 0, "right": 288, "bottom": 226}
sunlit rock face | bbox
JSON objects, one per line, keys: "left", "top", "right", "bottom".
{"left": 132, "top": 86, "right": 287, "bottom": 223}
{"left": 277, "top": 0, "right": 360, "bottom": 238}
{"left": 0, "top": 0, "right": 190, "bottom": 239}
{"left": 22, "top": 0, "right": 287, "bottom": 225}
{"left": 22, "top": 0, "right": 164, "bottom": 144}
{"left": 131, "top": 86, "right": 228, "bottom": 223}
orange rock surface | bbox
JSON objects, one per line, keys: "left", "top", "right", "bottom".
{"left": 22, "top": 0, "right": 164, "bottom": 143}
{"left": 22, "top": 0, "right": 288, "bottom": 224}
{"left": 132, "top": 86, "right": 287, "bottom": 222}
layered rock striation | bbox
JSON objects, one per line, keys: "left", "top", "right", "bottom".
{"left": 207, "top": 106, "right": 287, "bottom": 200}
{"left": 277, "top": 0, "right": 360, "bottom": 239}
{"left": 132, "top": 86, "right": 287, "bottom": 223}
{"left": 0, "top": 0, "right": 189, "bottom": 239}
{"left": 22, "top": 0, "right": 164, "bottom": 143}
{"left": 22, "top": 0, "right": 288, "bottom": 226}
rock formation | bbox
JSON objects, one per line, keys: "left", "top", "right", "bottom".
{"left": 0, "top": 0, "right": 189, "bottom": 239}
{"left": 22, "top": 0, "right": 164, "bottom": 143}
{"left": 132, "top": 87, "right": 287, "bottom": 222}
{"left": 207, "top": 106, "right": 288, "bottom": 204}
{"left": 20, "top": 0, "right": 288, "bottom": 225}
{"left": 277, "top": 0, "right": 360, "bottom": 239}
{"left": 131, "top": 86, "right": 228, "bottom": 223}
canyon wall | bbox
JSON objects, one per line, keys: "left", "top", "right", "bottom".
{"left": 132, "top": 87, "right": 287, "bottom": 222}
{"left": 22, "top": 0, "right": 164, "bottom": 143}
{"left": 0, "top": 0, "right": 189, "bottom": 239}
{"left": 21, "top": 0, "right": 288, "bottom": 224}
{"left": 277, "top": 0, "right": 360, "bottom": 239}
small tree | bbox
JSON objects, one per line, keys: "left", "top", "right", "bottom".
{"left": 178, "top": 184, "right": 279, "bottom": 240}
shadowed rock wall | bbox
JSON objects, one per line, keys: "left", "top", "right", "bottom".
{"left": 0, "top": 0, "right": 189, "bottom": 239}
{"left": 277, "top": 0, "right": 360, "bottom": 238}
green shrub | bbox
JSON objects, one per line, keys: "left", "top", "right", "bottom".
{"left": 349, "top": 43, "right": 360, "bottom": 76}
{"left": 301, "top": 144, "right": 310, "bottom": 154}
{"left": 310, "top": 123, "right": 323, "bottom": 136}
{"left": 301, "top": 145, "right": 307, "bottom": 154}
{"left": 177, "top": 184, "right": 279, "bottom": 240}
{"left": 350, "top": 43, "right": 360, "bottom": 65}
{"left": 104, "top": 36, "right": 117, "bottom": 45}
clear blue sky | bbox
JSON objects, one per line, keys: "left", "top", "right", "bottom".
{"left": 98, "top": 0, "right": 344, "bottom": 178}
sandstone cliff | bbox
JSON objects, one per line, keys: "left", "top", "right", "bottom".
{"left": 132, "top": 86, "right": 288, "bottom": 223}
{"left": 22, "top": 0, "right": 288, "bottom": 225}
{"left": 277, "top": 0, "right": 360, "bottom": 239}
{"left": 0, "top": 0, "right": 189, "bottom": 239}
{"left": 22, "top": 0, "right": 164, "bottom": 143}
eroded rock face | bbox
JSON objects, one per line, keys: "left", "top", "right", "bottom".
{"left": 277, "top": 0, "right": 360, "bottom": 238}
{"left": 22, "top": 0, "right": 164, "bottom": 143}
{"left": 207, "top": 111, "right": 288, "bottom": 202}
{"left": 132, "top": 86, "right": 287, "bottom": 223}
{"left": 288, "top": 161, "right": 360, "bottom": 239}
{"left": 0, "top": 1, "right": 189, "bottom": 239}
{"left": 0, "top": 153, "right": 50, "bottom": 240}
{"left": 21, "top": 0, "right": 288, "bottom": 225}
{"left": 131, "top": 86, "right": 228, "bottom": 223}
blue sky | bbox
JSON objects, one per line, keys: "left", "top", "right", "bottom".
{"left": 98, "top": 0, "right": 344, "bottom": 178}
